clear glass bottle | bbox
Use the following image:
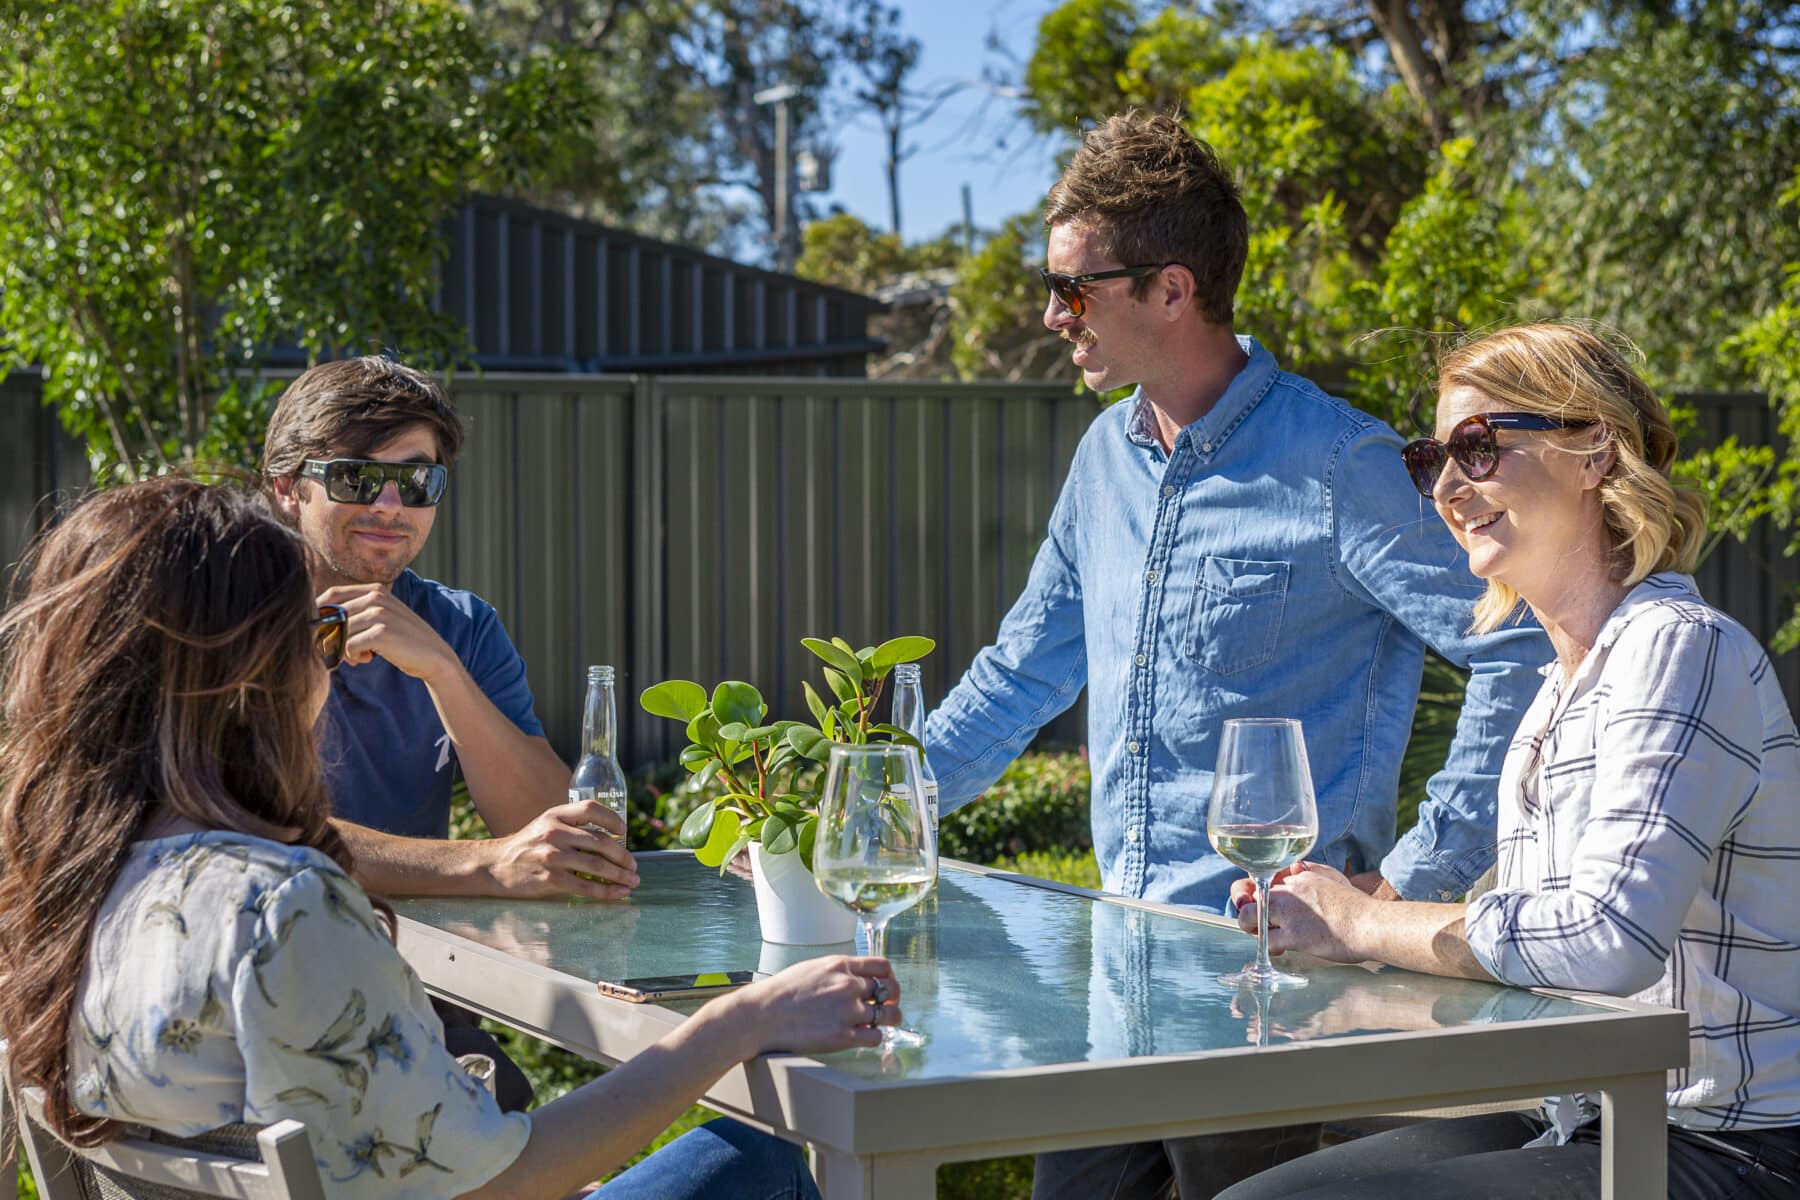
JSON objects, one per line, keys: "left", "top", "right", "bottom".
{"left": 890, "top": 663, "right": 939, "bottom": 848}
{"left": 570, "top": 665, "right": 629, "bottom": 843}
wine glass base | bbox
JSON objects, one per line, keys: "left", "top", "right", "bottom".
{"left": 1220, "top": 964, "right": 1309, "bottom": 992}
{"left": 881, "top": 1026, "right": 928, "bottom": 1048}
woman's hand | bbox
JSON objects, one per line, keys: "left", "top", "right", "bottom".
{"left": 715, "top": 955, "right": 899, "bottom": 1058}
{"left": 1234, "top": 860, "right": 1375, "bottom": 963}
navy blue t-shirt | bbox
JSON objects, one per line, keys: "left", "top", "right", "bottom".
{"left": 318, "top": 569, "right": 545, "bottom": 838}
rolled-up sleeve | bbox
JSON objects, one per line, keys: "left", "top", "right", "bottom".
{"left": 1330, "top": 425, "right": 1553, "bottom": 899}
{"left": 232, "top": 868, "right": 530, "bottom": 1199}
{"left": 1465, "top": 620, "right": 1758, "bottom": 994}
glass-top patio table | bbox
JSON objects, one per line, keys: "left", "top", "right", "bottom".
{"left": 393, "top": 851, "right": 1685, "bottom": 1199}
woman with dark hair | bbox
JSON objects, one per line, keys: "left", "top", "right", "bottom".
{"left": 0, "top": 476, "right": 893, "bottom": 1199}
{"left": 1219, "top": 324, "right": 1800, "bottom": 1198}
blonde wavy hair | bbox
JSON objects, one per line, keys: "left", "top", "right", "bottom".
{"left": 1436, "top": 323, "right": 1707, "bottom": 632}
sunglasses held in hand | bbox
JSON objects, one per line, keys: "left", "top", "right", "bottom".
{"left": 310, "top": 604, "right": 348, "bottom": 670}
{"left": 1400, "top": 412, "right": 1593, "bottom": 497}
{"left": 300, "top": 458, "right": 449, "bottom": 507}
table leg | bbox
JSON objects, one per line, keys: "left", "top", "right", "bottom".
{"left": 1600, "top": 1072, "right": 1666, "bottom": 1200}
{"left": 813, "top": 1147, "right": 937, "bottom": 1199}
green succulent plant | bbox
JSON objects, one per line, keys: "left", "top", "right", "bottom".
{"left": 639, "top": 635, "right": 935, "bottom": 873}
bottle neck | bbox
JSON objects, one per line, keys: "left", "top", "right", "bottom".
{"left": 890, "top": 671, "right": 924, "bottom": 739}
{"left": 582, "top": 675, "right": 617, "bottom": 758}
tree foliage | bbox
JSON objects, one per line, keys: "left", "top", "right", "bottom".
{"left": 0, "top": 0, "right": 592, "bottom": 477}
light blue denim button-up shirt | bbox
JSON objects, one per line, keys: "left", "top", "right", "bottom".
{"left": 924, "top": 337, "right": 1552, "bottom": 911}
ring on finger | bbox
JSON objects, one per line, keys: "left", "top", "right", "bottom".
{"left": 869, "top": 977, "right": 890, "bottom": 1007}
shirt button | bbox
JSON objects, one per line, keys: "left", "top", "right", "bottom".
{"left": 1200, "top": 442, "right": 1213, "bottom": 453}
{"left": 1440, "top": 889, "right": 1456, "bottom": 901}
{"left": 1134, "top": 653, "right": 1146, "bottom": 666}
{"left": 1161, "top": 484, "right": 1175, "bottom": 497}
{"left": 1125, "top": 827, "right": 1140, "bottom": 844}
{"left": 1144, "top": 570, "right": 1159, "bottom": 585}
{"left": 1127, "top": 740, "right": 1141, "bottom": 754}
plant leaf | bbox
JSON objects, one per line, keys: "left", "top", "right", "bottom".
{"left": 641, "top": 680, "right": 708, "bottom": 722}
{"left": 871, "top": 636, "right": 935, "bottom": 671}
{"left": 711, "top": 682, "right": 765, "bottom": 728}
{"left": 823, "top": 666, "right": 858, "bottom": 703}
{"left": 679, "top": 744, "right": 712, "bottom": 769}
{"left": 678, "top": 800, "right": 718, "bottom": 848}
{"left": 685, "top": 709, "right": 721, "bottom": 747}
{"left": 803, "top": 637, "right": 863, "bottom": 680}
{"left": 694, "top": 807, "right": 743, "bottom": 867}
{"left": 716, "top": 830, "right": 754, "bottom": 875}
{"left": 869, "top": 723, "right": 922, "bottom": 750}
{"left": 740, "top": 723, "right": 780, "bottom": 741}
{"left": 802, "top": 681, "right": 830, "bottom": 727}
{"left": 798, "top": 814, "right": 818, "bottom": 870}
{"left": 787, "top": 726, "right": 833, "bottom": 764}
{"left": 762, "top": 812, "right": 798, "bottom": 854}
{"left": 717, "top": 721, "right": 748, "bottom": 741}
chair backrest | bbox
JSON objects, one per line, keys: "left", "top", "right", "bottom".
{"left": 7, "top": 1085, "right": 326, "bottom": 1200}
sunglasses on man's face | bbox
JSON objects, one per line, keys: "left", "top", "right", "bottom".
{"left": 309, "top": 603, "right": 348, "bottom": 670}
{"left": 1401, "top": 412, "right": 1595, "bottom": 497}
{"left": 299, "top": 458, "right": 448, "bottom": 507}
{"left": 1038, "top": 264, "right": 1171, "bottom": 318}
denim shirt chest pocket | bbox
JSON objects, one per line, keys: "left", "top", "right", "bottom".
{"left": 1183, "top": 556, "right": 1290, "bottom": 675}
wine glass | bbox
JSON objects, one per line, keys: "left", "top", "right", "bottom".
{"left": 1209, "top": 717, "right": 1319, "bottom": 991}
{"left": 813, "top": 743, "right": 937, "bottom": 1048}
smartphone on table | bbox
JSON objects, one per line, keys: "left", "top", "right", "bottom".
{"left": 596, "top": 971, "right": 758, "bottom": 1003}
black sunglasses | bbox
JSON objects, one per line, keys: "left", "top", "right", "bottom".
{"left": 1401, "top": 412, "right": 1595, "bottom": 496}
{"left": 309, "top": 603, "right": 348, "bottom": 670}
{"left": 299, "top": 458, "right": 448, "bottom": 507}
{"left": 1038, "top": 264, "right": 1172, "bottom": 318}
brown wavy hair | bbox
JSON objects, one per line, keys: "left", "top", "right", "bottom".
{"left": 1043, "top": 110, "right": 1249, "bottom": 325}
{"left": 0, "top": 477, "right": 355, "bottom": 1145}
{"left": 1437, "top": 323, "right": 1708, "bottom": 631}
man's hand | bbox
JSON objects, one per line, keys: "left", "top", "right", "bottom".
{"left": 478, "top": 798, "right": 641, "bottom": 901}
{"left": 1232, "top": 860, "right": 1375, "bottom": 963}
{"left": 318, "top": 582, "right": 458, "bottom": 681}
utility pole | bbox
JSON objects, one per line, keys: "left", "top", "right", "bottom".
{"left": 754, "top": 83, "right": 800, "bottom": 272}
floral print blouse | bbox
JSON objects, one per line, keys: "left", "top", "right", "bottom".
{"left": 70, "top": 831, "right": 531, "bottom": 1198}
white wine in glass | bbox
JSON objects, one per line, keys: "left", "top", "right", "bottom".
{"left": 1208, "top": 717, "right": 1319, "bottom": 991}
{"left": 813, "top": 743, "right": 937, "bottom": 1048}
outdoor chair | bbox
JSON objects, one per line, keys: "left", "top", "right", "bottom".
{"left": 2, "top": 1050, "right": 324, "bottom": 1200}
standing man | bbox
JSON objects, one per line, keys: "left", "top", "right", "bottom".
{"left": 923, "top": 113, "right": 1551, "bottom": 1197}
{"left": 264, "top": 357, "right": 639, "bottom": 1108}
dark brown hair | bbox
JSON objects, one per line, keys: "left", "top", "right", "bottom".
{"left": 261, "top": 356, "right": 465, "bottom": 482}
{"left": 1043, "top": 111, "right": 1249, "bottom": 324}
{"left": 0, "top": 477, "right": 355, "bottom": 1145}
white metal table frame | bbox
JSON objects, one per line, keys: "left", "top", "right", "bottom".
{"left": 394, "top": 854, "right": 1686, "bottom": 1199}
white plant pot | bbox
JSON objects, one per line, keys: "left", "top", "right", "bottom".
{"left": 751, "top": 843, "right": 856, "bottom": 945}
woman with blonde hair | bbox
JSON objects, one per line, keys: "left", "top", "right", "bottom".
{"left": 0, "top": 476, "right": 896, "bottom": 1198}
{"left": 1221, "top": 323, "right": 1799, "bottom": 1198}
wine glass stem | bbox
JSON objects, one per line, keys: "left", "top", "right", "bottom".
{"left": 861, "top": 916, "right": 888, "bottom": 960}
{"left": 1254, "top": 871, "right": 1274, "bottom": 973}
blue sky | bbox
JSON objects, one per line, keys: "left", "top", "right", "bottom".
{"left": 816, "top": 0, "right": 1067, "bottom": 243}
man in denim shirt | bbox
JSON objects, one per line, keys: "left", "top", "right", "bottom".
{"left": 923, "top": 113, "right": 1550, "bottom": 1198}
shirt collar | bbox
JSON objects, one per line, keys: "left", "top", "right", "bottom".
{"left": 1122, "top": 335, "right": 1277, "bottom": 453}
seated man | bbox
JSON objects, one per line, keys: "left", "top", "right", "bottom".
{"left": 263, "top": 356, "right": 639, "bottom": 1108}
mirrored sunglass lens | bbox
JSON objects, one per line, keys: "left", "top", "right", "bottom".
{"left": 314, "top": 609, "right": 345, "bottom": 668}
{"left": 1402, "top": 443, "right": 1445, "bottom": 494}
{"left": 325, "top": 462, "right": 380, "bottom": 503}
{"left": 1045, "top": 274, "right": 1083, "bottom": 314}
{"left": 1449, "top": 424, "right": 1499, "bottom": 478}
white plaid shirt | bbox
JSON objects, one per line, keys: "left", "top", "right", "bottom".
{"left": 1465, "top": 573, "right": 1800, "bottom": 1132}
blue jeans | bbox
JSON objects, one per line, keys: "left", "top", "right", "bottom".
{"left": 600, "top": 1117, "right": 821, "bottom": 1200}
